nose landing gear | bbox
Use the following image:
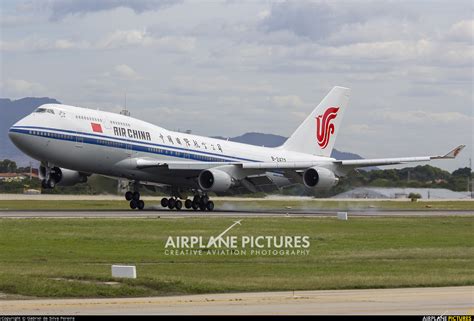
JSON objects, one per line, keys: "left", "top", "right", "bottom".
{"left": 40, "top": 164, "right": 57, "bottom": 189}
{"left": 41, "top": 178, "right": 56, "bottom": 189}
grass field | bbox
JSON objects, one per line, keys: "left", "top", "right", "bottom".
{"left": 0, "top": 199, "right": 472, "bottom": 211}
{"left": 0, "top": 216, "right": 472, "bottom": 298}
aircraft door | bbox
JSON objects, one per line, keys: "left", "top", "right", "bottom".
{"left": 126, "top": 141, "right": 133, "bottom": 157}
{"left": 72, "top": 114, "right": 84, "bottom": 148}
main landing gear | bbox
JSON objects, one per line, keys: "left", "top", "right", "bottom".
{"left": 160, "top": 194, "right": 214, "bottom": 211}
{"left": 124, "top": 185, "right": 214, "bottom": 212}
{"left": 125, "top": 191, "right": 145, "bottom": 210}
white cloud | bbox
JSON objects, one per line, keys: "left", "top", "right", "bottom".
{"left": 43, "top": 0, "right": 182, "bottom": 21}
{"left": 169, "top": 75, "right": 274, "bottom": 96}
{"left": 257, "top": 9, "right": 270, "bottom": 20}
{"left": 270, "top": 95, "right": 309, "bottom": 109}
{"left": 113, "top": 64, "right": 141, "bottom": 80}
{"left": 98, "top": 29, "right": 155, "bottom": 49}
{"left": 346, "top": 124, "right": 377, "bottom": 135}
{"left": 260, "top": 1, "right": 415, "bottom": 42}
{"left": 1, "top": 30, "right": 195, "bottom": 53}
{"left": 323, "top": 39, "right": 435, "bottom": 62}
{"left": 0, "top": 14, "right": 36, "bottom": 28}
{"left": 377, "top": 110, "right": 472, "bottom": 125}
{"left": 1, "top": 0, "right": 471, "bottom": 171}
{"left": 0, "top": 79, "right": 46, "bottom": 97}
{"left": 444, "top": 19, "right": 474, "bottom": 43}
{"left": 0, "top": 38, "right": 90, "bottom": 52}
{"left": 152, "top": 35, "right": 196, "bottom": 53}
{"left": 95, "top": 29, "right": 197, "bottom": 53}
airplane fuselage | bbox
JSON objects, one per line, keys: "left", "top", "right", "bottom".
{"left": 9, "top": 104, "right": 333, "bottom": 189}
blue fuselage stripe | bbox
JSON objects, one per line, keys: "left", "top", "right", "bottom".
{"left": 10, "top": 125, "right": 257, "bottom": 162}
{"left": 9, "top": 127, "right": 260, "bottom": 163}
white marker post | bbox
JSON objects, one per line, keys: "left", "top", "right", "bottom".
{"left": 337, "top": 212, "right": 348, "bottom": 220}
{"left": 112, "top": 265, "right": 137, "bottom": 278}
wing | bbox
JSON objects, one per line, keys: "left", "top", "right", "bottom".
{"left": 332, "top": 144, "right": 466, "bottom": 174}
{"left": 128, "top": 145, "right": 465, "bottom": 193}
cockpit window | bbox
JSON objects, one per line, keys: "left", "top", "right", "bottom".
{"left": 34, "top": 107, "right": 55, "bottom": 114}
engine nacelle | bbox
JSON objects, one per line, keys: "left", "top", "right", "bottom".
{"left": 198, "top": 168, "right": 234, "bottom": 192}
{"left": 302, "top": 167, "right": 338, "bottom": 190}
{"left": 40, "top": 166, "right": 88, "bottom": 186}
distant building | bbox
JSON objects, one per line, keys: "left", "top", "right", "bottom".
{"left": 0, "top": 173, "right": 27, "bottom": 182}
{"left": 332, "top": 187, "right": 470, "bottom": 200}
{"left": 0, "top": 171, "right": 38, "bottom": 182}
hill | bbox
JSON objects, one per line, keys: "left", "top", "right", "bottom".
{"left": 212, "top": 132, "right": 365, "bottom": 161}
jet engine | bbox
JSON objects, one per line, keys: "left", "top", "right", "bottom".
{"left": 198, "top": 168, "right": 234, "bottom": 192}
{"left": 39, "top": 166, "right": 88, "bottom": 187}
{"left": 302, "top": 167, "right": 338, "bottom": 189}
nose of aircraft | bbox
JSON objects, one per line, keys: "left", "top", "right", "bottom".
{"left": 9, "top": 116, "right": 29, "bottom": 149}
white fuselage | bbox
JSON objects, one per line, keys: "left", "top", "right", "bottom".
{"left": 9, "top": 104, "right": 333, "bottom": 188}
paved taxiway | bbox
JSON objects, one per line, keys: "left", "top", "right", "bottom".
{"left": 1, "top": 286, "right": 472, "bottom": 315}
{"left": 0, "top": 209, "right": 472, "bottom": 218}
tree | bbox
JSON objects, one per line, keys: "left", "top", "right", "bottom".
{"left": 408, "top": 192, "right": 422, "bottom": 202}
{"left": 0, "top": 159, "right": 17, "bottom": 173}
{"left": 452, "top": 167, "right": 471, "bottom": 177}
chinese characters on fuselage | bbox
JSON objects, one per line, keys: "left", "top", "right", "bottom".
{"left": 113, "top": 126, "right": 223, "bottom": 153}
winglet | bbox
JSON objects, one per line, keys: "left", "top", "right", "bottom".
{"left": 432, "top": 145, "right": 466, "bottom": 159}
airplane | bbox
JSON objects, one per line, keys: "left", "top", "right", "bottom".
{"left": 8, "top": 86, "right": 465, "bottom": 211}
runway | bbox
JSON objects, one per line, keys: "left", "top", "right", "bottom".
{"left": 0, "top": 208, "right": 472, "bottom": 218}
{"left": 1, "top": 286, "right": 472, "bottom": 315}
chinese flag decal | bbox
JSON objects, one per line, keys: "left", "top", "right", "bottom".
{"left": 91, "top": 123, "right": 103, "bottom": 133}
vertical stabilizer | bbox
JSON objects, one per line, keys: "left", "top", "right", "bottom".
{"left": 281, "top": 86, "right": 350, "bottom": 157}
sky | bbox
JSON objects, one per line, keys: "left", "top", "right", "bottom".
{"left": 1, "top": 0, "right": 472, "bottom": 172}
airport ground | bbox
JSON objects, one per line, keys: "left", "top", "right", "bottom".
{"left": 1, "top": 286, "right": 472, "bottom": 315}
{"left": 0, "top": 194, "right": 472, "bottom": 314}
{"left": 0, "top": 194, "right": 473, "bottom": 211}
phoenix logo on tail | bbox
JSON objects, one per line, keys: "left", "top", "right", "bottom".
{"left": 316, "top": 107, "right": 339, "bottom": 149}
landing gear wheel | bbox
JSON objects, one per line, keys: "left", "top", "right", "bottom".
{"left": 161, "top": 198, "right": 169, "bottom": 207}
{"left": 137, "top": 200, "right": 145, "bottom": 210}
{"left": 168, "top": 198, "right": 176, "bottom": 210}
{"left": 132, "top": 192, "right": 140, "bottom": 201}
{"left": 199, "top": 203, "right": 207, "bottom": 211}
{"left": 175, "top": 200, "right": 182, "bottom": 211}
{"left": 184, "top": 199, "right": 192, "bottom": 209}
{"left": 192, "top": 202, "right": 199, "bottom": 211}
{"left": 41, "top": 179, "right": 48, "bottom": 189}
{"left": 130, "top": 200, "right": 138, "bottom": 209}
{"left": 45, "top": 179, "right": 55, "bottom": 189}
{"left": 125, "top": 191, "right": 133, "bottom": 201}
{"left": 206, "top": 201, "right": 214, "bottom": 211}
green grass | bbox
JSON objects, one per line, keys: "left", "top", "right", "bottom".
{"left": 0, "top": 216, "right": 473, "bottom": 298}
{"left": 218, "top": 199, "right": 474, "bottom": 211}
{"left": 0, "top": 200, "right": 129, "bottom": 210}
{"left": 0, "top": 199, "right": 472, "bottom": 211}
